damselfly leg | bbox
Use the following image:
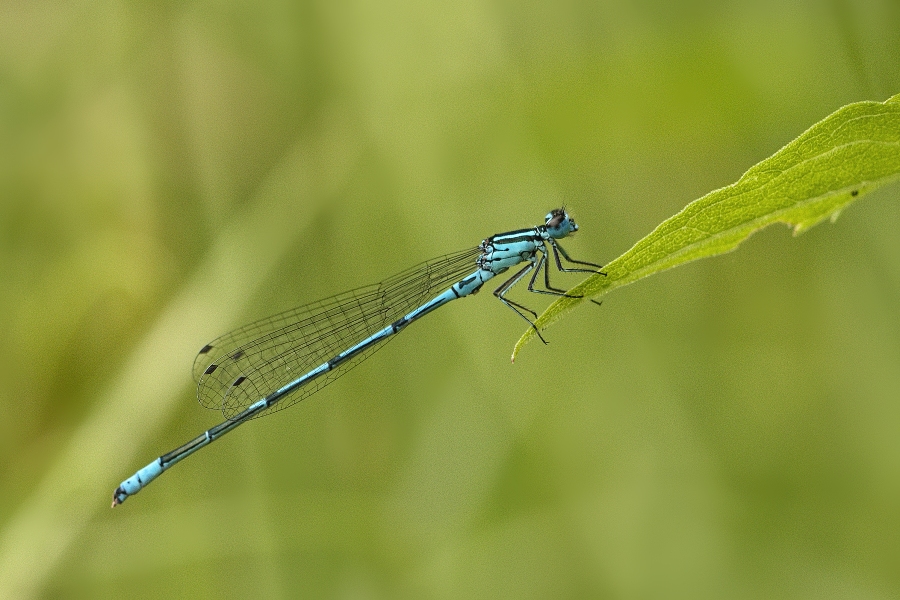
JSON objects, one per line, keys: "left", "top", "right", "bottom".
{"left": 493, "top": 262, "right": 549, "bottom": 344}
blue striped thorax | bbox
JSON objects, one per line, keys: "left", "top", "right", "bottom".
{"left": 477, "top": 207, "right": 577, "bottom": 275}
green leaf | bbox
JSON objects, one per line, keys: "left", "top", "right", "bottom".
{"left": 512, "top": 93, "right": 900, "bottom": 361}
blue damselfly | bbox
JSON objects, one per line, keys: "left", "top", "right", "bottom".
{"left": 112, "top": 208, "right": 603, "bottom": 506}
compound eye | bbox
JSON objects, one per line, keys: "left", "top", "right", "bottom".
{"left": 546, "top": 213, "right": 564, "bottom": 229}
{"left": 544, "top": 212, "right": 553, "bottom": 223}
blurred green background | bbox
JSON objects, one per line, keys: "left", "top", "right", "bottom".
{"left": 1, "top": 0, "right": 899, "bottom": 598}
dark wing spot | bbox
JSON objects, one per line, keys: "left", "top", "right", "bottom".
{"left": 204, "top": 363, "right": 218, "bottom": 375}
{"left": 198, "top": 344, "right": 213, "bottom": 355}
{"left": 232, "top": 376, "right": 247, "bottom": 387}
{"left": 230, "top": 350, "right": 245, "bottom": 360}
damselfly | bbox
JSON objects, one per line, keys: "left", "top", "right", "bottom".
{"left": 112, "top": 208, "right": 604, "bottom": 506}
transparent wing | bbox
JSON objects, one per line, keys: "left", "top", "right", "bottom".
{"left": 193, "top": 247, "right": 481, "bottom": 420}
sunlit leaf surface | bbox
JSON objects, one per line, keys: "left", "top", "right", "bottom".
{"left": 515, "top": 94, "right": 900, "bottom": 359}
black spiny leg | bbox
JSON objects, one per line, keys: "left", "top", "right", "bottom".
{"left": 493, "top": 262, "right": 548, "bottom": 344}
{"left": 550, "top": 240, "right": 606, "bottom": 274}
{"left": 549, "top": 240, "right": 606, "bottom": 306}
{"left": 526, "top": 253, "right": 585, "bottom": 299}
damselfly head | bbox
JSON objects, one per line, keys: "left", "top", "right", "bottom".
{"left": 545, "top": 207, "right": 578, "bottom": 239}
